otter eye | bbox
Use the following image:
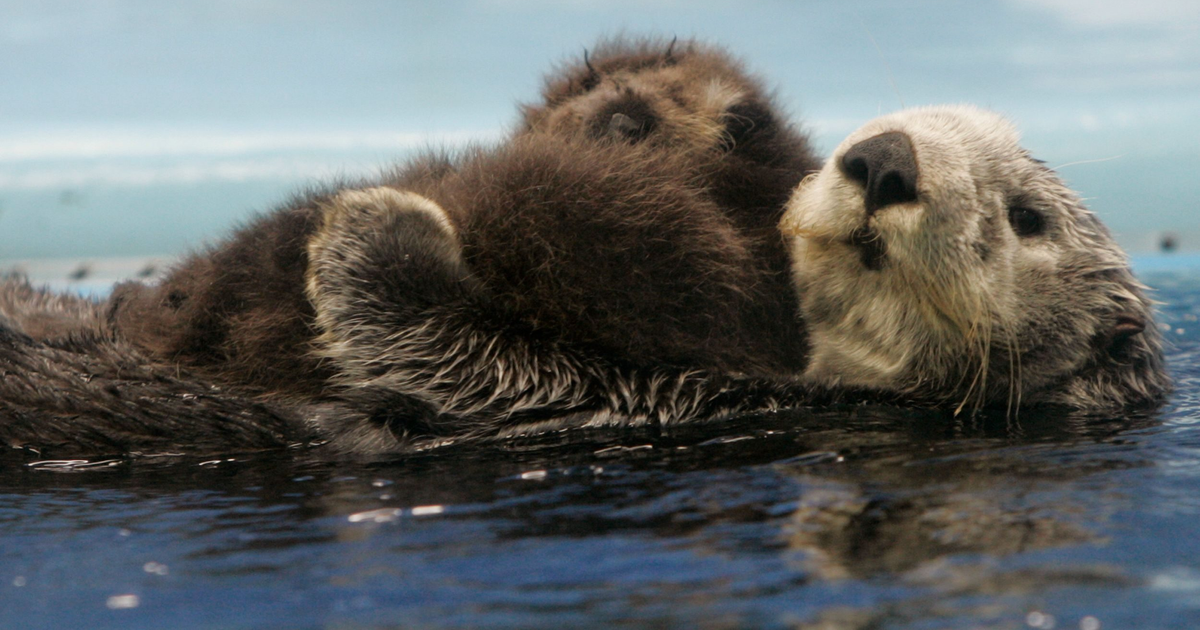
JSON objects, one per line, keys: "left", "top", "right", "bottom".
{"left": 1008, "top": 206, "right": 1045, "bottom": 237}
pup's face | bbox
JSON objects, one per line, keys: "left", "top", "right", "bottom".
{"left": 521, "top": 39, "right": 782, "bottom": 159}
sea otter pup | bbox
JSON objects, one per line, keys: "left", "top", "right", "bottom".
{"left": 109, "top": 38, "right": 818, "bottom": 402}
{"left": 782, "top": 105, "right": 1168, "bottom": 412}
{"left": 520, "top": 37, "right": 819, "bottom": 364}
{"left": 520, "top": 36, "right": 819, "bottom": 248}
{"left": 101, "top": 132, "right": 826, "bottom": 455}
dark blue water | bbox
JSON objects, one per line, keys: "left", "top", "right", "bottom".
{"left": 3, "top": 267, "right": 1200, "bottom": 629}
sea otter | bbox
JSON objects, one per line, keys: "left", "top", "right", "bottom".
{"left": 0, "top": 98, "right": 1168, "bottom": 455}
{"left": 520, "top": 36, "right": 818, "bottom": 251}
{"left": 519, "top": 37, "right": 818, "bottom": 366}
{"left": 102, "top": 38, "right": 819, "bottom": 415}
{"left": 97, "top": 131, "right": 825, "bottom": 455}
{"left": 782, "top": 105, "right": 1168, "bottom": 412}
{"left": 298, "top": 106, "right": 1168, "bottom": 452}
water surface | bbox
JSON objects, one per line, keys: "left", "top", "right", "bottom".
{"left": 3, "top": 267, "right": 1200, "bottom": 629}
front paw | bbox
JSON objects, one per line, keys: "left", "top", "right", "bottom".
{"left": 306, "top": 186, "right": 464, "bottom": 309}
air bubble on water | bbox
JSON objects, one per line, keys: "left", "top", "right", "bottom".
{"left": 26, "top": 459, "right": 121, "bottom": 471}
{"left": 595, "top": 444, "right": 653, "bottom": 456}
{"left": 106, "top": 594, "right": 140, "bottom": 610}
{"left": 347, "top": 508, "right": 402, "bottom": 524}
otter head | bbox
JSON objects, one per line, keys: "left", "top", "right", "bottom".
{"left": 782, "top": 105, "right": 1168, "bottom": 412}
{"left": 520, "top": 37, "right": 790, "bottom": 160}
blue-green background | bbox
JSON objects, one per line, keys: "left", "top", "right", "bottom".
{"left": 1, "top": 0, "right": 1197, "bottom": 261}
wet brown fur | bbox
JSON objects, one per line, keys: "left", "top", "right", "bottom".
{"left": 111, "top": 39, "right": 819, "bottom": 388}
{"left": 522, "top": 37, "right": 821, "bottom": 370}
{"left": 110, "top": 199, "right": 332, "bottom": 398}
{"left": 0, "top": 279, "right": 306, "bottom": 457}
{"left": 68, "top": 38, "right": 828, "bottom": 454}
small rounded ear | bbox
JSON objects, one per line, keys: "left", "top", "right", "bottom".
{"left": 1106, "top": 313, "right": 1147, "bottom": 355}
{"left": 1113, "top": 314, "right": 1146, "bottom": 340}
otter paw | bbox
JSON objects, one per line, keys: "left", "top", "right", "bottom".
{"left": 319, "top": 187, "right": 457, "bottom": 241}
{"left": 306, "top": 186, "right": 469, "bottom": 339}
{"left": 308, "top": 187, "right": 462, "bottom": 282}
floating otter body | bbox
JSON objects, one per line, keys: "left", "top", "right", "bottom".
{"left": 2, "top": 39, "right": 821, "bottom": 455}
{"left": 0, "top": 279, "right": 303, "bottom": 455}
{"left": 112, "top": 37, "right": 817, "bottom": 392}
{"left": 100, "top": 133, "right": 824, "bottom": 456}
{"left": 0, "top": 65, "right": 1169, "bottom": 456}
{"left": 783, "top": 105, "right": 1168, "bottom": 411}
{"left": 520, "top": 37, "right": 819, "bottom": 369}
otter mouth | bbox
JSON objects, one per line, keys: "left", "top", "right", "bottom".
{"left": 847, "top": 225, "right": 886, "bottom": 270}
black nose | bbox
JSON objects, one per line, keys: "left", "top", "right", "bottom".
{"left": 840, "top": 131, "right": 919, "bottom": 215}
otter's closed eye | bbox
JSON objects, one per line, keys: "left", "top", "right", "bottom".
{"left": 591, "top": 96, "right": 658, "bottom": 142}
{"left": 1008, "top": 206, "right": 1045, "bottom": 237}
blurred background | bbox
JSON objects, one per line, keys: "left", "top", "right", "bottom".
{"left": 1, "top": 0, "right": 1197, "bottom": 291}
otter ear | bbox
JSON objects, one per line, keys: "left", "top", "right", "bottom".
{"left": 1113, "top": 314, "right": 1146, "bottom": 340}
{"left": 1106, "top": 314, "right": 1146, "bottom": 355}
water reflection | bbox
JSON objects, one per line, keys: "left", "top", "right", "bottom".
{"left": 0, "top": 392, "right": 1185, "bottom": 627}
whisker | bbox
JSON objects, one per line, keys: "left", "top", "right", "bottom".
{"left": 1052, "top": 155, "right": 1123, "bottom": 170}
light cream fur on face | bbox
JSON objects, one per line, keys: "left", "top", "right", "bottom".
{"left": 781, "top": 105, "right": 1152, "bottom": 408}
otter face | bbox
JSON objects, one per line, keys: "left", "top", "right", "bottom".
{"left": 522, "top": 38, "right": 782, "bottom": 157}
{"left": 782, "top": 105, "right": 1167, "bottom": 411}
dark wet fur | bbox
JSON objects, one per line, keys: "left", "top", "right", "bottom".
{"left": 3, "top": 38, "right": 829, "bottom": 456}
{"left": 0, "top": 282, "right": 308, "bottom": 458}
{"left": 522, "top": 37, "right": 822, "bottom": 371}
{"left": 109, "top": 198, "right": 332, "bottom": 398}
{"left": 105, "top": 134, "right": 830, "bottom": 455}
